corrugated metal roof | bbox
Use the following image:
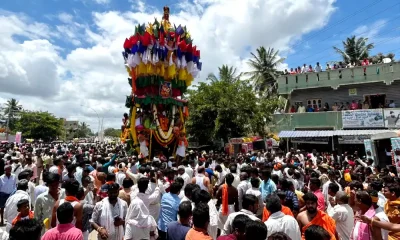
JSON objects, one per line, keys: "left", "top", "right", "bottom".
{"left": 333, "top": 129, "right": 398, "bottom": 136}
{"left": 278, "top": 129, "right": 400, "bottom": 138}
{"left": 278, "top": 130, "right": 334, "bottom": 138}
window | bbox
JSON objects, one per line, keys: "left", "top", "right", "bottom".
{"left": 307, "top": 99, "right": 322, "bottom": 109}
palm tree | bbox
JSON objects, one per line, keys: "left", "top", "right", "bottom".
{"left": 246, "top": 47, "right": 285, "bottom": 95}
{"left": 3, "top": 98, "right": 22, "bottom": 131}
{"left": 77, "top": 122, "right": 91, "bottom": 137}
{"left": 333, "top": 36, "right": 374, "bottom": 64}
{"left": 206, "top": 65, "right": 241, "bottom": 83}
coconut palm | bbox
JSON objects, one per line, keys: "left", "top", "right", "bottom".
{"left": 3, "top": 98, "right": 22, "bottom": 131}
{"left": 246, "top": 47, "right": 285, "bottom": 95}
{"left": 333, "top": 36, "right": 374, "bottom": 64}
{"left": 207, "top": 65, "right": 241, "bottom": 83}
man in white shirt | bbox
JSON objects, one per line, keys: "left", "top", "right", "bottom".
{"left": 222, "top": 194, "right": 260, "bottom": 235}
{"left": 246, "top": 178, "right": 263, "bottom": 217}
{"left": 177, "top": 165, "right": 190, "bottom": 188}
{"left": 314, "top": 62, "right": 322, "bottom": 72}
{"left": 237, "top": 172, "right": 251, "bottom": 210}
{"left": 322, "top": 171, "right": 343, "bottom": 205}
{"left": 301, "top": 64, "right": 307, "bottom": 73}
{"left": 265, "top": 194, "right": 301, "bottom": 240}
{"left": 183, "top": 160, "right": 193, "bottom": 178}
{"left": 0, "top": 165, "right": 17, "bottom": 226}
{"left": 328, "top": 191, "right": 354, "bottom": 240}
{"left": 4, "top": 180, "right": 30, "bottom": 232}
{"left": 130, "top": 177, "right": 160, "bottom": 222}
{"left": 297, "top": 103, "right": 306, "bottom": 113}
{"left": 389, "top": 100, "right": 396, "bottom": 108}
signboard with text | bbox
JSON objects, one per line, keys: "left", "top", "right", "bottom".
{"left": 291, "top": 137, "right": 329, "bottom": 144}
{"left": 342, "top": 109, "right": 384, "bottom": 128}
{"left": 338, "top": 135, "right": 369, "bottom": 144}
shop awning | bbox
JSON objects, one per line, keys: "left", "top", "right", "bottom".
{"left": 333, "top": 129, "right": 398, "bottom": 136}
{"left": 278, "top": 130, "right": 334, "bottom": 138}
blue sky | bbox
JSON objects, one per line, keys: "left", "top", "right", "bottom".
{"left": 2, "top": 0, "right": 400, "bottom": 68}
{"left": 0, "top": 0, "right": 400, "bottom": 129}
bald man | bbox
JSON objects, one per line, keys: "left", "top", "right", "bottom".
{"left": 237, "top": 172, "right": 251, "bottom": 210}
{"left": 328, "top": 191, "right": 354, "bottom": 240}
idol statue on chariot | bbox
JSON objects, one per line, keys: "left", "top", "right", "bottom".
{"left": 120, "top": 6, "right": 201, "bottom": 163}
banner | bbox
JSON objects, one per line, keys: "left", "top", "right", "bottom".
{"left": 291, "top": 137, "right": 329, "bottom": 144}
{"left": 342, "top": 109, "right": 384, "bottom": 128}
{"left": 384, "top": 109, "right": 400, "bottom": 128}
{"left": 15, "top": 132, "right": 22, "bottom": 144}
{"left": 390, "top": 138, "right": 400, "bottom": 175}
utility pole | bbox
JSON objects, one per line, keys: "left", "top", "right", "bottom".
{"left": 5, "top": 105, "right": 11, "bottom": 141}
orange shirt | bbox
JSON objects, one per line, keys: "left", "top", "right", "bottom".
{"left": 301, "top": 210, "right": 336, "bottom": 240}
{"left": 262, "top": 206, "right": 293, "bottom": 222}
{"left": 185, "top": 228, "right": 213, "bottom": 240}
{"left": 385, "top": 199, "right": 400, "bottom": 240}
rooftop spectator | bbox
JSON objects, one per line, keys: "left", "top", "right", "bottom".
{"left": 389, "top": 100, "right": 396, "bottom": 108}
{"left": 362, "top": 100, "right": 370, "bottom": 109}
{"left": 315, "top": 62, "right": 322, "bottom": 72}
{"left": 323, "top": 103, "right": 329, "bottom": 112}
{"left": 350, "top": 100, "right": 358, "bottom": 110}
{"left": 332, "top": 102, "right": 338, "bottom": 111}
{"left": 307, "top": 65, "right": 313, "bottom": 72}
{"left": 284, "top": 69, "right": 289, "bottom": 75}
{"left": 290, "top": 68, "right": 296, "bottom": 74}
{"left": 301, "top": 64, "right": 307, "bottom": 73}
{"left": 297, "top": 103, "right": 306, "bottom": 113}
{"left": 326, "top": 63, "right": 331, "bottom": 71}
{"left": 306, "top": 105, "right": 314, "bottom": 113}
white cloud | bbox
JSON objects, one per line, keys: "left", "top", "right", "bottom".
{"left": 353, "top": 19, "right": 387, "bottom": 40}
{"left": 93, "top": 0, "right": 111, "bottom": 5}
{"left": 58, "top": 12, "right": 73, "bottom": 23}
{"left": 0, "top": 0, "right": 337, "bottom": 130}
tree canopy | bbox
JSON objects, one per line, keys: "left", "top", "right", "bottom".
{"left": 246, "top": 47, "right": 285, "bottom": 95}
{"left": 187, "top": 66, "right": 281, "bottom": 144}
{"left": 104, "top": 128, "right": 122, "bottom": 138}
{"left": 333, "top": 36, "right": 374, "bottom": 64}
{"left": 3, "top": 98, "right": 22, "bottom": 132}
{"left": 15, "top": 111, "right": 64, "bottom": 141}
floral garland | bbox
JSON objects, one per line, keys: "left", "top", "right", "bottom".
{"left": 152, "top": 104, "right": 175, "bottom": 140}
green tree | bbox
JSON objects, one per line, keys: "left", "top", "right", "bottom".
{"left": 103, "top": 128, "right": 122, "bottom": 138}
{"left": 206, "top": 65, "right": 241, "bottom": 83}
{"left": 15, "top": 111, "right": 63, "bottom": 141}
{"left": 187, "top": 65, "right": 281, "bottom": 144}
{"left": 75, "top": 122, "right": 92, "bottom": 138}
{"left": 246, "top": 47, "right": 285, "bottom": 95}
{"left": 333, "top": 36, "right": 374, "bottom": 64}
{"left": 370, "top": 52, "right": 395, "bottom": 64}
{"left": 3, "top": 98, "right": 22, "bottom": 132}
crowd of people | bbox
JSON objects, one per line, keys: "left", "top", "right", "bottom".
{"left": 1, "top": 143, "right": 400, "bottom": 240}
{"left": 283, "top": 59, "right": 374, "bottom": 75}
{"left": 280, "top": 99, "right": 397, "bottom": 114}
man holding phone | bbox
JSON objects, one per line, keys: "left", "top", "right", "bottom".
{"left": 90, "top": 182, "right": 128, "bottom": 240}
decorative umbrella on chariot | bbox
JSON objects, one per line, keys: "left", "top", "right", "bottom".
{"left": 121, "top": 6, "right": 201, "bottom": 160}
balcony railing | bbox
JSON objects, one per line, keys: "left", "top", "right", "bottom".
{"left": 277, "top": 62, "right": 400, "bottom": 95}
{"left": 272, "top": 111, "right": 343, "bottom": 132}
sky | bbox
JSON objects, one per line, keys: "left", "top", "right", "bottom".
{"left": 0, "top": 0, "right": 400, "bottom": 132}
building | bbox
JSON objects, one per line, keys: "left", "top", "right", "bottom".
{"left": 272, "top": 62, "right": 400, "bottom": 161}
{"left": 61, "top": 118, "right": 79, "bottom": 140}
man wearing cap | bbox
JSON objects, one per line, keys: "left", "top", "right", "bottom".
{"left": 0, "top": 165, "right": 16, "bottom": 226}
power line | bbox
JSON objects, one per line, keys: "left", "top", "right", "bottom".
{"left": 289, "top": 0, "right": 385, "bottom": 49}
{"left": 289, "top": 1, "right": 400, "bottom": 56}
